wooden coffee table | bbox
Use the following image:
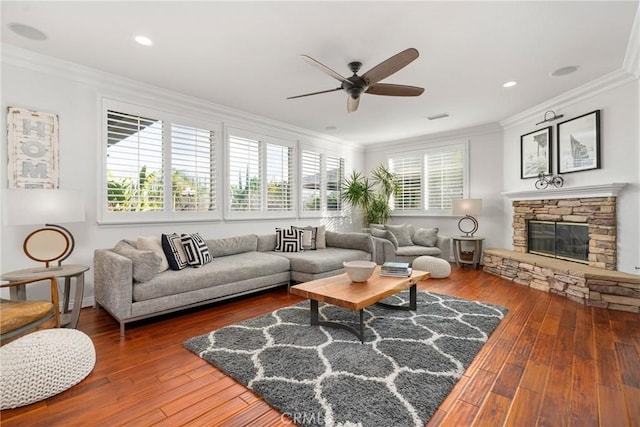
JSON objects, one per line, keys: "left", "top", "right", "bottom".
{"left": 290, "top": 266, "right": 430, "bottom": 343}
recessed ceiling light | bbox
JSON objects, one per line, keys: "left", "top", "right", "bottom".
{"left": 8, "top": 23, "right": 47, "bottom": 41}
{"left": 503, "top": 81, "right": 518, "bottom": 88}
{"left": 134, "top": 35, "right": 153, "bottom": 46}
{"left": 551, "top": 66, "right": 578, "bottom": 77}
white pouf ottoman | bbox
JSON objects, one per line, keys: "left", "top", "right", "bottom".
{"left": 0, "top": 328, "right": 95, "bottom": 410}
{"left": 413, "top": 256, "right": 452, "bottom": 278}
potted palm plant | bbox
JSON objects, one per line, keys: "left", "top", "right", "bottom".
{"left": 342, "top": 164, "right": 398, "bottom": 227}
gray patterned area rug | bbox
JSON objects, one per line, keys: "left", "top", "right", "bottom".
{"left": 184, "top": 290, "right": 507, "bottom": 427}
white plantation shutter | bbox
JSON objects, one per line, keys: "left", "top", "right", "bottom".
{"left": 425, "top": 146, "right": 464, "bottom": 210}
{"left": 326, "top": 156, "right": 344, "bottom": 211}
{"left": 266, "top": 143, "right": 293, "bottom": 211}
{"left": 171, "top": 124, "right": 216, "bottom": 212}
{"left": 301, "top": 150, "right": 321, "bottom": 212}
{"left": 227, "top": 129, "right": 295, "bottom": 218}
{"left": 228, "top": 132, "right": 262, "bottom": 212}
{"left": 389, "top": 142, "right": 467, "bottom": 214}
{"left": 102, "top": 99, "right": 221, "bottom": 223}
{"left": 390, "top": 156, "right": 422, "bottom": 211}
{"left": 106, "top": 110, "right": 164, "bottom": 212}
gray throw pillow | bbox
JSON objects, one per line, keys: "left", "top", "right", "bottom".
{"left": 137, "top": 236, "right": 170, "bottom": 272}
{"left": 371, "top": 227, "right": 398, "bottom": 248}
{"left": 385, "top": 224, "right": 414, "bottom": 247}
{"left": 369, "top": 224, "right": 385, "bottom": 230}
{"left": 412, "top": 227, "right": 439, "bottom": 247}
{"left": 113, "top": 240, "right": 162, "bottom": 282}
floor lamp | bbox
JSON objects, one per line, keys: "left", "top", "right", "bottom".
{"left": 4, "top": 189, "right": 86, "bottom": 272}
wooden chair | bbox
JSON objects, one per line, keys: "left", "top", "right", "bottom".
{"left": 0, "top": 276, "right": 61, "bottom": 345}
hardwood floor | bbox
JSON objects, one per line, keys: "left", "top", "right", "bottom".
{"left": 2, "top": 267, "right": 638, "bottom": 426}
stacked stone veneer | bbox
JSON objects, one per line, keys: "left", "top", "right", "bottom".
{"left": 484, "top": 249, "right": 640, "bottom": 313}
{"left": 512, "top": 196, "right": 616, "bottom": 270}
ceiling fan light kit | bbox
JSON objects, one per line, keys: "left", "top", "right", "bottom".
{"left": 288, "top": 48, "right": 425, "bottom": 113}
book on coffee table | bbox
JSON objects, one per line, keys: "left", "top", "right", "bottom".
{"left": 381, "top": 262, "right": 411, "bottom": 276}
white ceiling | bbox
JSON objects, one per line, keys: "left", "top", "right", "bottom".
{"left": 1, "top": 1, "right": 638, "bottom": 145}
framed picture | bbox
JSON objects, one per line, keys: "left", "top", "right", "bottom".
{"left": 7, "top": 107, "right": 59, "bottom": 189}
{"left": 520, "top": 126, "right": 551, "bottom": 179}
{"left": 557, "top": 110, "right": 600, "bottom": 174}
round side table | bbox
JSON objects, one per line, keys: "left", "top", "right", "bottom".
{"left": 1, "top": 264, "right": 90, "bottom": 329}
{"left": 452, "top": 237, "right": 485, "bottom": 269}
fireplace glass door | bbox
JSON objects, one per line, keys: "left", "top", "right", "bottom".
{"left": 528, "top": 221, "right": 589, "bottom": 263}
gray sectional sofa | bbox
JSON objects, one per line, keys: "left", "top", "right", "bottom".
{"left": 94, "top": 231, "right": 372, "bottom": 336}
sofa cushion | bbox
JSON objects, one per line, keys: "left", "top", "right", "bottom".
{"left": 162, "top": 233, "right": 190, "bottom": 271}
{"left": 205, "top": 234, "right": 258, "bottom": 257}
{"left": 181, "top": 233, "right": 212, "bottom": 267}
{"left": 275, "top": 228, "right": 302, "bottom": 252}
{"left": 325, "top": 231, "right": 372, "bottom": 253}
{"left": 395, "top": 245, "right": 442, "bottom": 257}
{"left": 113, "top": 240, "right": 162, "bottom": 282}
{"left": 412, "top": 227, "right": 439, "bottom": 247}
{"left": 385, "top": 224, "right": 414, "bottom": 247}
{"left": 136, "top": 236, "right": 169, "bottom": 272}
{"left": 271, "top": 248, "right": 370, "bottom": 274}
{"left": 133, "top": 252, "right": 290, "bottom": 301}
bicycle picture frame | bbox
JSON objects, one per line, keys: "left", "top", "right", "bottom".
{"left": 520, "top": 126, "right": 551, "bottom": 179}
{"left": 557, "top": 110, "right": 600, "bottom": 174}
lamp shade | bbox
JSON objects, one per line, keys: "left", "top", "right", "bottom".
{"left": 452, "top": 199, "right": 483, "bottom": 216}
{"left": 4, "top": 189, "right": 85, "bottom": 226}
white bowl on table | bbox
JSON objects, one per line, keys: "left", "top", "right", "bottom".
{"left": 343, "top": 260, "right": 376, "bottom": 283}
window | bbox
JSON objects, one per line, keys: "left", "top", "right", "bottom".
{"left": 326, "top": 156, "right": 344, "bottom": 211}
{"left": 101, "top": 99, "right": 220, "bottom": 223}
{"left": 389, "top": 142, "right": 467, "bottom": 214}
{"left": 226, "top": 127, "right": 294, "bottom": 219}
{"left": 301, "top": 151, "right": 321, "bottom": 212}
{"left": 300, "top": 149, "right": 345, "bottom": 216}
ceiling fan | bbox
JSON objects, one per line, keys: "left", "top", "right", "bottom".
{"left": 287, "top": 48, "right": 424, "bottom": 113}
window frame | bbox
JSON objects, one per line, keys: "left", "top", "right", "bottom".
{"left": 388, "top": 140, "right": 469, "bottom": 217}
{"left": 298, "top": 145, "right": 346, "bottom": 218}
{"left": 98, "top": 98, "right": 222, "bottom": 224}
{"left": 224, "top": 126, "right": 297, "bottom": 221}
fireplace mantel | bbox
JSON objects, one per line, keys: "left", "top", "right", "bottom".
{"left": 501, "top": 183, "right": 627, "bottom": 201}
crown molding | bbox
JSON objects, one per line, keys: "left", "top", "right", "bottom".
{"left": 500, "top": 69, "right": 637, "bottom": 130}
{"left": 365, "top": 122, "right": 503, "bottom": 153}
{"left": 501, "top": 183, "right": 628, "bottom": 201}
{"left": 1, "top": 44, "right": 359, "bottom": 151}
{"left": 623, "top": 5, "right": 640, "bottom": 77}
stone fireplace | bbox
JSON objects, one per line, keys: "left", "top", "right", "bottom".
{"left": 512, "top": 196, "right": 616, "bottom": 270}
{"left": 482, "top": 183, "right": 640, "bottom": 314}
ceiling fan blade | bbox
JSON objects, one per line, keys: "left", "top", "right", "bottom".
{"left": 366, "top": 83, "right": 425, "bottom": 97}
{"left": 361, "top": 48, "right": 419, "bottom": 85}
{"left": 347, "top": 96, "right": 360, "bottom": 113}
{"left": 287, "top": 87, "right": 342, "bottom": 99}
{"left": 301, "top": 55, "right": 349, "bottom": 83}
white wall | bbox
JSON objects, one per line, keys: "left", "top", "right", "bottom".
{"left": 501, "top": 75, "right": 639, "bottom": 274}
{"left": 364, "top": 124, "right": 505, "bottom": 260}
{"left": 0, "top": 47, "right": 364, "bottom": 305}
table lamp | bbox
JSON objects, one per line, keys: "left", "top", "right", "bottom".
{"left": 4, "top": 189, "right": 85, "bottom": 271}
{"left": 452, "top": 198, "right": 483, "bottom": 237}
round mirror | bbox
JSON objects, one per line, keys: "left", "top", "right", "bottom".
{"left": 23, "top": 227, "right": 70, "bottom": 266}
{"left": 457, "top": 216, "right": 479, "bottom": 236}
